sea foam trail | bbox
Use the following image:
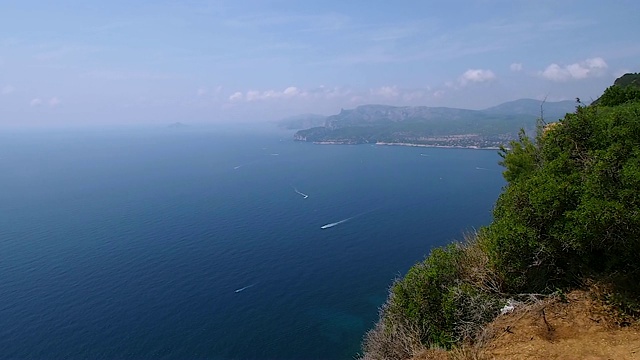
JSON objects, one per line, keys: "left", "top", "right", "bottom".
{"left": 320, "top": 217, "right": 353, "bottom": 229}
{"left": 475, "top": 167, "right": 489, "bottom": 170}
{"left": 293, "top": 188, "right": 309, "bottom": 199}
{"left": 234, "top": 283, "right": 256, "bottom": 293}
{"left": 320, "top": 208, "right": 379, "bottom": 229}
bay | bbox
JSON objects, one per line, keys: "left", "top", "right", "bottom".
{"left": 0, "top": 125, "right": 505, "bottom": 359}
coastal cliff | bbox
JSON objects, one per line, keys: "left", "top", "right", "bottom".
{"left": 291, "top": 99, "right": 575, "bottom": 148}
{"left": 360, "top": 74, "right": 640, "bottom": 360}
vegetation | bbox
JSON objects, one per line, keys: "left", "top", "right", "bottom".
{"left": 293, "top": 100, "right": 576, "bottom": 147}
{"left": 361, "top": 75, "right": 640, "bottom": 359}
{"left": 593, "top": 72, "right": 640, "bottom": 106}
{"left": 361, "top": 236, "right": 502, "bottom": 359}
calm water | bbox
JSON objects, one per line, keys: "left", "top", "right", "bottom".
{"left": 0, "top": 125, "right": 505, "bottom": 359}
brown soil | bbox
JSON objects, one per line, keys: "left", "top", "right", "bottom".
{"left": 414, "top": 290, "right": 640, "bottom": 360}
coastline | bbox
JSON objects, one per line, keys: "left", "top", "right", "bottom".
{"left": 310, "top": 140, "right": 503, "bottom": 150}
{"left": 374, "top": 142, "right": 502, "bottom": 150}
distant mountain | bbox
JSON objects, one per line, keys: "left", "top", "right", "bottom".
{"left": 482, "top": 99, "right": 576, "bottom": 122}
{"left": 293, "top": 99, "right": 576, "bottom": 148}
{"left": 275, "top": 114, "right": 327, "bottom": 130}
{"left": 168, "top": 122, "right": 188, "bottom": 128}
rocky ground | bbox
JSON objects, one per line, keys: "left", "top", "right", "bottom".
{"left": 413, "top": 290, "right": 640, "bottom": 360}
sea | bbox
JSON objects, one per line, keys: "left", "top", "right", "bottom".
{"left": 0, "top": 124, "right": 505, "bottom": 359}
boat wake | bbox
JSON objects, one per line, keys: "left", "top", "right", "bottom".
{"left": 234, "top": 283, "right": 257, "bottom": 293}
{"left": 475, "top": 167, "right": 489, "bottom": 170}
{"left": 233, "top": 165, "right": 243, "bottom": 170}
{"left": 293, "top": 188, "right": 309, "bottom": 199}
{"left": 320, "top": 217, "right": 353, "bottom": 229}
{"left": 320, "top": 208, "right": 380, "bottom": 229}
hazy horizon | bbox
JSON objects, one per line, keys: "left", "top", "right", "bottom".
{"left": 1, "top": 0, "right": 639, "bottom": 127}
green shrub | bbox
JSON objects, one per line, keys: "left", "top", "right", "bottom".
{"left": 597, "top": 85, "right": 640, "bottom": 107}
{"left": 386, "top": 244, "right": 462, "bottom": 348}
{"left": 484, "top": 101, "right": 640, "bottom": 292}
{"left": 361, "top": 238, "right": 504, "bottom": 359}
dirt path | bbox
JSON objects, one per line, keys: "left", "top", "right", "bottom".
{"left": 480, "top": 290, "right": 640, "bottom": 360}
{"left": 412, "top": 290, "right": 640, "bottom": 360}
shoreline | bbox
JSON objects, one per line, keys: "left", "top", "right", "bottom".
{"left": 374, "top": 142, "right": 502, "bottom": 150}
{"left": 309, "top": 140, "right": 502, "bottom": 150}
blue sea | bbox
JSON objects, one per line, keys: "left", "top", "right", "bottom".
{"left": 0, "top": 125, "right": 505, "bottom": 359}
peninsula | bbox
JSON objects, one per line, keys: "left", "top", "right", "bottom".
{"left": 289, "top": 99, "right": 576, "bottom": 149}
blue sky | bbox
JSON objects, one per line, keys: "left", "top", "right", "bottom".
{"left": 1, "top": 0, "right": 639, "bottom": 125}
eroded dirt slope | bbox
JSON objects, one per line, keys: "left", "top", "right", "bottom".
{"left": 414, "top": 290, "right": 640, "bottom": 360}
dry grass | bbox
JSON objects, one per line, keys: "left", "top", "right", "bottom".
{"left": 438, "top": 287, "right": 640, "bottom": 360}
{"left": 360, "top": 232, "right": 506, "bottom": 360}
{"left": 456, "top": 232, "right": 502, "bottom": 295}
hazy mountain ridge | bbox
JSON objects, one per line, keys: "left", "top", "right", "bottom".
{"left": 292, "top": 99, "right": 576, "bottom": 148}
{"left": 274, "top": 114, "right": 327, "bottom": 130}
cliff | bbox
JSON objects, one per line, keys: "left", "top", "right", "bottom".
{"left": 292, "top": 99, "right": 575, "bottom": 148}
{"left": 360, "top": 75, "right": 640, "bottom": 360}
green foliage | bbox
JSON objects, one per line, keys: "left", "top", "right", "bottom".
{"left": 362, "top": 78, "right": 640, "bottom": 359}
{"left": 602, "top": 270, "right": 640, "bottom": 320}
{"left": 597, "top": 85, "right": 640, "bottom": 107}
{"left": 362, "top": 239, "right": 504, "bottom": 359}
{"left": 485, "top": 101, "right": 640, "bottom": 292}
{"left": 613, "top": 73, "right": 640, "bottom": 88}
{"left": 386, "top": 244, "right": 462, "bottom": 348}
{"left": 498, "top": 129, "right": 539, "bottom": 183}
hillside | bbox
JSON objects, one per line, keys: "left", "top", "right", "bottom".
{"left": 274, "top": 113, "right": 327, "bottom": 130}
{"left": 613, "top": 72, "right": 640, "bottom": 88}
{"left": 292, "top": 99, "right": 575, "bottom": 148}
{"left": 360, "top": 74, "right": 640, "bottom": 360}
{"left": 413, "top": 290, "right": 640, "bottom": 360}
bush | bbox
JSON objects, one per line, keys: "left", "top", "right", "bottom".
{"left": 484, "top": 102, "right": 640, "bottom": 293}
{"left": 361, "top": 237, "right": 504, "bottom": 359}
{"left": 597, "top": 85, "right": 640, "bottom": 107}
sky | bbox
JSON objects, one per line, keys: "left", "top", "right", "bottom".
{"left": 1, "top": 0, "right": 639, "bottom": 126}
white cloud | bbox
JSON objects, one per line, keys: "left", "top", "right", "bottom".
{"left": 246, "top": 90, "right": 261, "bottom": 101}
{"left": 540, "top": 64, "right": 569, "bottom": 81}
{"left": 224, "top": 85, "right": 432, "bottom": 106}
{"left": 238, "top": 86, "right": 307, "bottom": 102}
{"left": 510, "top": 63, "right": 523, "bottom": 72}
{"left": 1, "top": 85, "right": 14, "bottom": 94}
{"left": 433, "top": 90, "right": 446, "bottom": 98}
{"left": 197, "top": 87, "right": 207, "bottom": 96}
{"left": 29, "top": 97, "right": 61, "bottom": 107}
{"left": 283, "top": 86, "right": 300, "bottom": 97}
{"left": 539, "top": 57, "right": 608, "bottom": 81}
{"left": 349, "top": 95, "right": 365, "bottom": 103}
{"left": 371, "top": 85, "right": 399, "bottom": 98}
{"left": 459, "top": 69, "right": 496, "bottom": 86}
{"left": 229, "top": 92, "right": 243, "bottom": 101}
{"left": 311, "top": 85, "right": 351, "bottom": 99}
{"left": 402, "top": 90, "right": 425, "bottom": 102}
